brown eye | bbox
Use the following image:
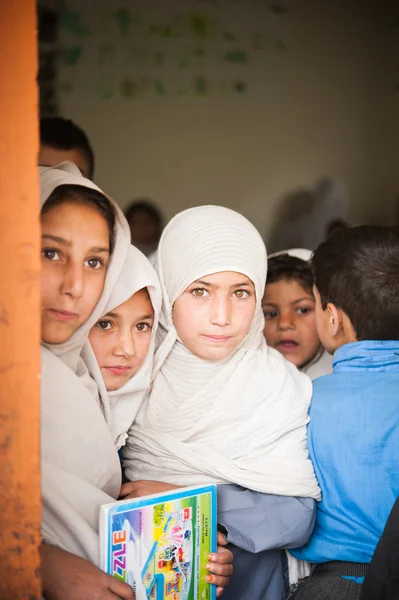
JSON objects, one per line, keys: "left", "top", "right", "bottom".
{"left": 234, "top": 290, "right": 249, "bottom": 299}
{"left": 191, "top": 288, "right": 208, "bottom": 298}
{"left": 85, "top": 257, "right": 104, "bottom": 269}
{"left": 42, "top": 249, "right": 60, "bottom": 261}
{"left": 96, "top": 320, "right": 112, "bottom": 330}
{"left": 136, "top": 322, "right": 152, "bottom": 332}
{"left": 263, "top": 310, "right": 278, "bottom": 320}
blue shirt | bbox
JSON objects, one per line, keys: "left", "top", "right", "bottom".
{"left": 291, "top": 341, "right": 399, "bottom": 564}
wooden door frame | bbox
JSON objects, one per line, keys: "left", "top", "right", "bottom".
{"left": 0, "top": 1, "right": 41, "bottom": 597}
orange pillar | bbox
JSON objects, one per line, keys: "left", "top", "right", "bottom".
{"left": 0, "top": 1, "right": 41, "bottom": 598}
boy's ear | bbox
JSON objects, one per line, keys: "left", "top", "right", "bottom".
{"left": 326, "top": 303, "right": 344, "bottom": 338}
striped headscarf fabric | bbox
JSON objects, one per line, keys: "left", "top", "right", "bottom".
{"left": 124, "top": 205, "right": 320, "bottom": 500}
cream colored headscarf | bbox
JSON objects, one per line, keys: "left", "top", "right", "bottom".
{"left": 124, "top": 206, "right": 320, "bottom": 500}
{"left": 81, "top": 245, "right": 162, "bottom": 451}
{"left": 40, "top": 162, "right": 131, "bottom": 564}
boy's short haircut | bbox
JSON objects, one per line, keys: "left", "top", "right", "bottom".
{"left": 40, "top": 117, "right": 95, "bottom": 179}
{"left": 266, "top": 254, "right": 314, "bottom": 294}
{"left": 312, "top": 225, "right": 399, "bottom": 340}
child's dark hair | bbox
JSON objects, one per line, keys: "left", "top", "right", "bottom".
{"left": 40, "top": 117, "right": 95, "bottom": 179}
{"left": 266, "top": 255, "right": 314, "bottom": 295}
{"left": 312, "top": 226, "right": 399, "bottom": 340}
{"left": 42, "top": 184, "right": 115, "bottom": 253}
{"left": 125, "top": 200, "right": 163, "bottom": 235}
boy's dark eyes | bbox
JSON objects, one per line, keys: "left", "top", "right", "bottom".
{"left": 296, "top": 306, "right": 314, "bottom": 315}
{"left": 263, "top": 310, "right": 278, "bottom": 320}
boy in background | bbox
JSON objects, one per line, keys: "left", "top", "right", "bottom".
{"left": 290, "top": 226, "right": 399, "bottom": 599}
{"left": 39, "top": 117, "right": 95, "bottom": 180}
{"left": 263, "top": 253, "right": 332, "bottom": 379}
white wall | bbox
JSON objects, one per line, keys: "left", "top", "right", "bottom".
{"left": 54, "top": 0, "right": 398, "bottom": 238}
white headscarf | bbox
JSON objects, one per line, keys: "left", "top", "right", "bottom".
{"left": 124, "top": 206, "right": 320, "bottom": 500}
{"left": 40, "top": 162, "right": 131, "bottom": 564}
{"left": 81, "top": 245, "right": 162, "bottom": 450}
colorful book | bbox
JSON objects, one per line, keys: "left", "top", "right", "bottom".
{"left": 99, "top": 485, "right": 217, "bottom": 600}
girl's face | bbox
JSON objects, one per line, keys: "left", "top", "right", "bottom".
{"left": 89, "top": 289, "right": 154, "bottom": 391}
{"left": 41, "top": 200, "right": 111, "bottom": 344}
{"left": 262, "top": 278, "right": 321, "bottom": 368}
{"left": 173, "top": 271, "right": 256, "bottom": 361}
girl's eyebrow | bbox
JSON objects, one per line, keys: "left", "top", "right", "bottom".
{"left": 194, "top": 280, "right": 253, "bottom": 288}
{"left": 42, "top": 234, "right": 109, "bottom": 254}
{"left": 42, "top": 234, "right": 71, "bottom": 247}
{"left": 137, "top": 314, "right": 154, "bottom": 320}
{"left": 195, "top": 280, "right": 212, "bottom": 287}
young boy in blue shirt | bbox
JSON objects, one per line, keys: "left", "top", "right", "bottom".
{"left": 290, "top": 226, "right": 399, "bottom": 599}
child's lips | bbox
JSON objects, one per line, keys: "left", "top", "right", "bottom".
{"left": 277, "top": 340, "right": 299, "bottom": 353}
{"left": 104, "top": 365, "right": 132, "bottom": 375}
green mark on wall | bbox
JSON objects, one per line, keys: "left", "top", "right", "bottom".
{"left": 120, "top": 79, "right": 141, "bottom": 98}
{"left": 154, "top": 81, "right": 167, "bottom": 96}
{"left": 189, "top": 14, "right": 209, "bottom": 38}
{"left": 60, "top": 8, "right": 89, "bottom": 36}
{"left": 225, "top": 50, "right": 248, "bottom": 63}
{"left": 148, "top": 24, "right": 177, "bottom": 38}
{"left": 112, "top": 8, "right": 136, "bottom": 36}
{"left": 194, "top": 47, "right": 206, "bottom": 57}
{"left": 62, "top": 45, "right": 83, "bottom": 66}
{"left": 223, "top": 32, "right": 237, "bottom": 42}
{"left": 194, "top": 76, "right": 208, "bottom": 96}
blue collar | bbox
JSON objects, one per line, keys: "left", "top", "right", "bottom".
{"left": 333, "top": 340, "right": 399, "bottom": 372}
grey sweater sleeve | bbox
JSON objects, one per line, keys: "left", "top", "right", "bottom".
{"left": 217, "top": 484, "right": 316, "bottom": 553}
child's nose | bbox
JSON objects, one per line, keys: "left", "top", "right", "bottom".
{"left": 278, "top": 312, "right": 296, "bottom": 330}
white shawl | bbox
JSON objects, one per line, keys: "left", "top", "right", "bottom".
{"left": 124, "top": 205, "right": 320, "bottom": 500}
{"left": 40, "top": 162, "right": 131, "bottom": 564}
{"left": 81, "top": 245, "right": 162, "bottom": 450}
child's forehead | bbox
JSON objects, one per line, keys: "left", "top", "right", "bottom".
{"left": 106, "top": 288, "right": 154, "bottom": 316}
{"left": 264, "top": 277, "right": 313, "bottom": 301}
{"left": 190, "top": 271, "right": 254, "bottom": 285}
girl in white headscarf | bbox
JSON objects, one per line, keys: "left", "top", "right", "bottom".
{"left": 80, "top": 246, "right": 234, "bottom": 596}
{"left": 124, "top": 205, "right": 320, "bottom": 600}
{"left": 81, "top": 245, "right": 162, "bottom": 451}
{"left": 39, "top": 162, "right": 134, "bottom": 600}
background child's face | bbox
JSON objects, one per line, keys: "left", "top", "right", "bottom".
{"left": 89, "top": 288, "right": 154, "bottom": 391}
{"left": 262, "top": 278, "right": 321, "bottom": 368}
{"left": 39, "top": 144, "right": 91, "bottom": 179}
{"left": 128, "top": 210, "right": 159, "bottom": 247}
{"left": 41, "top": 201, "right": 110, "bottom": 344}
{"left": 173, "top": 271, "right": 256, "bottom": 361}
